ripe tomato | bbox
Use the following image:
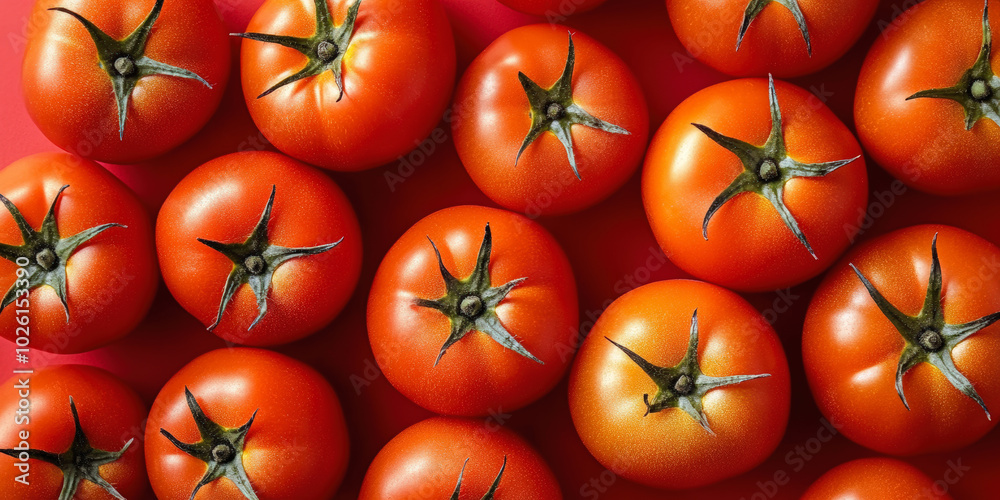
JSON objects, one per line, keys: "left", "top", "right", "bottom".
{"left": 803, "top": 225, "right": 1000, "bottom": 455}
{"left": 368, "top": 205, "right": 578, "bottom": 416}
{"left": 236, "top": 0, "right": 456, "bottom": 171}
{"left": 569, "top": 279, "right": 790, "bottom": 489}
{"left": 157, "top": 151, "right": 362, "bottom": 346}
{"left": 498, "top": 0, "right": 607, "bottom": 17}
{"left": 0, "top": 365, "right": 148, "bottom": 500}
{"left": 145, "top": 348, "right": 350, "bottom": 500}
{"left": 802, "top": 457, "right": 952, "bottom": 500}
{"left": 453, "top": 24, "right": 649, "bottom": 216}
{"left": 642, "top": 77, "right": 867, "bottom": 292}
{"left": 23, "top": 0, "right": 229, "bottom": 163}
{"left": 0, "top": 152, "right": 158, "bottom": 354}
{"left": 666, "top": 0, "right": 877, "bottom": 77}
{"left": 856, "top": 0, "right": 1000, "bottom": 195}
{"left": 359, "top": 417, "right": 562, "bottom": 499}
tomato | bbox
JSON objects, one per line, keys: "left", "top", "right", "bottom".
{"left": 0, "top": 152, "right": 158, "bottom": 354}
{"left": 368, "top": 205, "right": 578, "bottom": 416}
{"left": 856, "top": 0, "right": 1000, "bottom": 195}
{"left": 0, "top": 365, "right": 148, "bottom": 500}
{"left": 236, "top": 0, "right": 456, "bottom": 171}
{"left": 642, "top": 77, "right": 868, "bottom": 292}
{"left": 803, "top": 225, "right": 1000, "bottom": 455}
{"left": 23, "top": 0, "right": 229, "bottom": 163}
{"left": 498, "top": 0, "right": 607, "bottom": 17}
{"left": 569, "top": 279, "right": 790, "bottom": 489}
{"left": 666, "top": 0, "right": 877, "bottom": 77}
{"left": 802, "top": 457, "right": 952, "bottom": 500}
{"left": 359, "top": 416, "right": 562, "bottom": 499}
{"left": 145, "top": 348, "right": 350, "bottom": 500}
{"left": 156, "top": 151, "right": 362, "bottom": 346}
{"left": 453, "top": 24, "right": 648, "bottom": 216}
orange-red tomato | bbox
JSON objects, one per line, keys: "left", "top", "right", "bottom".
{"left": 359, "top": 417, "right": 562, "bottom": 499}
{"left": 0, "top": 152, "right": 158, "bottom": 354}
{"left": 238, "top": 0, "right": 456, "bottom": 171}
{"left": 0, "top": 365, "right": 148, "bottom": 500}
{"left": 156, "top": 151, "right": 362, "bottom": 346}
{"left": 498, "top": 0, "right": 607, "bottom": 17}
{"left": 368, "top": 205, "right": 578, "bottom": 416}
{"left": 145, "top": 348, "right": 350, "bottom": 500}
{"left": 856, "top": 0, "right": 1000, "bottom": 195}
{"left": 642, "top": 78, "right": 867, "bottom": 291}
{"left": 453, "top": 24, "right": 648, "bottom": 216}
{"left": 569, "top": 279, "right": 790, "bottom": 489}
{"left": 804, "top": 225, "right": 1000, "bottom": 455}
{"left": 802, "top": 458, "right": 953, "bottom": 500}
{"left": 23, "top": 0, "right": 229, "bottom": 163}
{"left": 666, "top": 0, "right": 878, "bottom": 77}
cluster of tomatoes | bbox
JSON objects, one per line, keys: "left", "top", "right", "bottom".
{"left": 1, "top": 0, "right": 999, "bottom": 498}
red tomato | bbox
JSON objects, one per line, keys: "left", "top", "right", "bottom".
{"left": 569, "top": 279, "right": 791, "bottom": 489}
{"left": 145, "top": 348, "right": 350, "bottom": 500}
{"left": 359, "top": 416, "right": 562, "bottom": 499}
{"left": 666, "top": 0, "right": 878, "bottom": 77}
{"left": 642, "top": 77, "right": 868, "bottom": 291}
{"left": 804, "top": 225, "right": 1000, "bottom": 455}
{"left": 498, "top": 0, "right": 607, "bottom": 17}
{"left": 453, "top": 24, "right": 649, "bottom": 216}
{"left": 0, "top": 365, "right": 148, "bottom": 500}
{"left": 368, "top": 205, "right": 578, "bottom": 416}
{"left": 802, "top": 457, "right": 953, "bottom": 500}
{"left": 23, "top": 0, "right": 229, "bottom": 163}
{"left": 856, "top": 0, "right": 1000, "bottom": 195}
{"left": 156, "top": 151, "right": 362, "bottom": 346}
{"left": 0, "top": 152, "right": 158, "bottom": 354}
{"left": 236, "top": 0, "right": 456, "bottom": 171}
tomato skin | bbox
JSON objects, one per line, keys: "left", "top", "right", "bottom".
{"left": 368, "top": 205, "right": 578, "bottom": 416}
{"left": 359, "top": 417, "right": 562, "bottom": 499}
{"left": 856, "top": 0, "right": 1000, "bottom": 195}
{"left": 239, "top": 0, "right": 456, "bottom": 171}
{"left": 0, "top": 365, "right": 149, "bottom": 500}
{"left": 802, "top": 457, "right": 953, "bottom": 500}
{"left": 145, "top": 348, "right": 350, "bottom": 500}
{"left": 642, "top": 78, "right": 868, "bottom": 292}
{"left": 498, "top": 0, "right": 607, "bottom": 17}
{"left": 23, "top": 0, "right": 230, "bottom": 164}
{"left": 666, "top": 0, "right": 877, "bottom": 77}
{"left": 453, "top": 24, "right": 649, "bottom": 216}
{"left": 0, "top": 152, "right": 158, "bottom": 354}
{"left": 803, "top": 225, "right": 1000, "bottom": 456}
{"left": 156, "top": 151, "right": 362, "bottom": 346}
{"left": 569, "top": 279, "right": 791, "bottom": 490}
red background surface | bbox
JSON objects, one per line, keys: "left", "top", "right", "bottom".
{"left": 2, "top": 0, "right": 999, "bottom": 498}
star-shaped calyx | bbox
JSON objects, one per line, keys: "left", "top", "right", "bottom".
{"left": 450, "top": 456, "right": 507, "bottom": 500}
{"left": 198, "top": 185, "right": 342, "bottom": 332}
{"left": 160, "top": 388, "right": 260, "bottom": 500}
{"left": 737, "top": 0, "right": 811, "bottom": 55}
{"left": 851, "top": 233, "right": 1000, "bottom": 419}
{"left": 414, "top": 224, "right": 540, "bottom": 366}
{"left": 606, "top": 310, "right": 771, "bottom": 435}
{"left": 0, "top": 185, "right": 124, "bottom": 321}
{"left": 0, "top": 397, "right": 134, "bottom": 500}
{"left": 49, "top": 0, "right": 212, "bottom": 139}
{"left": 693, "top": 75, "right": 859, "bottom": 258}
{"left": 516, "top": 32, "right": 631, "bottom": 180}
{"left": 233, "top": 0, "right": 361, "bottom": 99}
{"left": 907, "top": 0, "right": 1000, "bottom": 130}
